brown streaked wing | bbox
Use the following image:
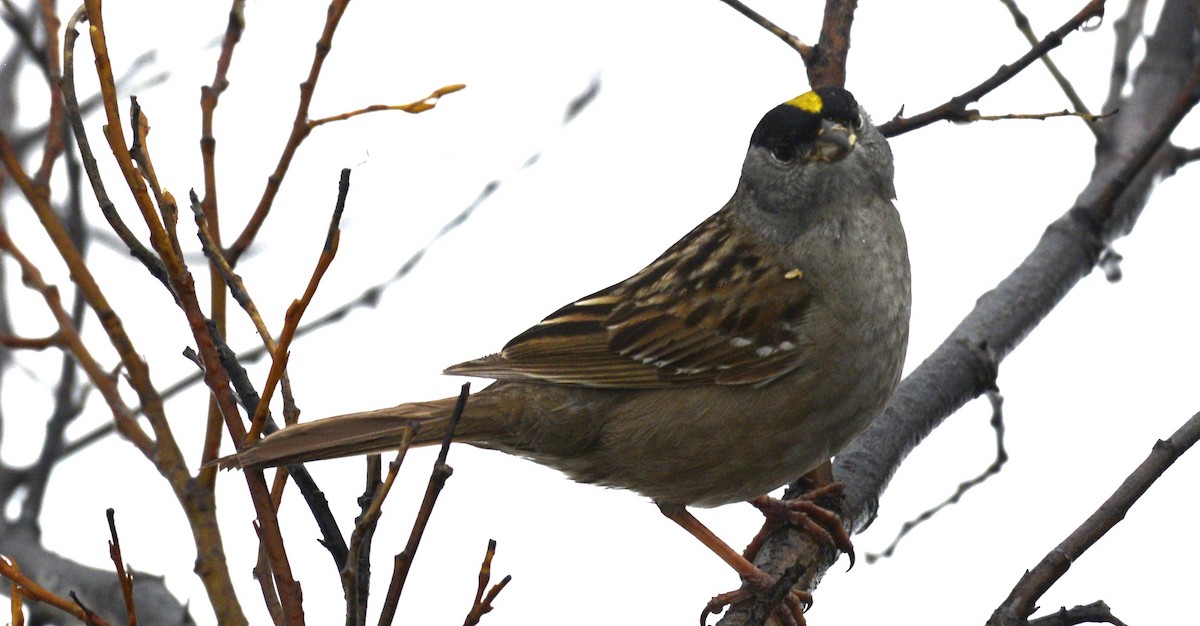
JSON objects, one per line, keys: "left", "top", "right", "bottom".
{"left": 444, "top": 213, "right": 814, "bottom": 388}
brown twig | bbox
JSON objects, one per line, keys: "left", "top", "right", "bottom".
{"left": 60, "top": 7, "right": 168, "bottom": 286}
{"left": 377, "top": 384, "right": 470, "bottom": 626}
{"left": 998, "top": 0, "right": 1099, "bottom": 139}
{"left": 0, "top": 556, "right": 111, "bottom": 626}
{"left": 58, "top": 79, "right": 600, "bottom": 458}
{"left": 246, "top": 168, "right": 350, "bottom": 443}
{"left": 224, "top": 0, "right": 351, "bottom": 265}
{"left": 309, "top": 84, "right": 466, "bottom": 127}
{"left": 32, "top": 0, "right": 65, "bottom": 185}
{"left": 345, "top": 431, "right": 414, "bottom": 626}
{"left": 0, "top": 226, "right": 153, "bottom": 454}
{"left": 988, "top": 410, "right": 1200, "bottom": 625}
{"left": 879, "top": 0, "right": 1107, "bottom": 137}
{"left": 716, "top": 0, "right": 810, "bottom": 58}
{"left": 198, "top": 0, "right": 247, "bottom": 474}
{"left": 0, "top": 332, "right": 61, "bottom": 350}
{"left": 9, "top": 575, "right": 23, "bottom": 626}
{"left": 462, "top": 540, "right": 511, "bottom": 626}
{"left": 82, "top": 2, "right": 296, "bottom": 620}
{"left": 967, "top": 109, "right": 1115, "bottom": 122}
{"left": 104, "top": 509, "right": 137, "bottom": 626}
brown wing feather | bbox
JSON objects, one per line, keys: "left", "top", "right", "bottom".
{"left": 445, "top": 211, "right": 813, "bottom": 388}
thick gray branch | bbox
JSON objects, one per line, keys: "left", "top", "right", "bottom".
{"left": 717, "top": 1, "right": 1200, "bottom": 623}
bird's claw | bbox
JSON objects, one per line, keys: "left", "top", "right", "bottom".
{"left": 701, "top": 583, "right": 812, "bottom": 626}
{"left": 745, "top": 482, "right": 855, "bottom": 568}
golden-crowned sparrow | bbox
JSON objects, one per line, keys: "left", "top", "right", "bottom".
{"left": 234, "top": 86, "right": 910, "bottom": 617}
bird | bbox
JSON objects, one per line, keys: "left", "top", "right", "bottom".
{"left": 231, "top": 86, "right": 910, "bottom": 621}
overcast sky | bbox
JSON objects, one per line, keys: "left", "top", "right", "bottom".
{"left": 6, "top": 1, "right": 1199, "bottom": 625}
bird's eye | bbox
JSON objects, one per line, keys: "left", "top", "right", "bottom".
{"left": 770, "top": 145, "right": 795, "bottom": 163}
{"left": 852, "top": 113, "right": 865, "bottom": 131}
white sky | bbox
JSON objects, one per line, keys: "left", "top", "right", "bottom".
{"left": 4, "top": 1, "right": 1199, "bottom": 625}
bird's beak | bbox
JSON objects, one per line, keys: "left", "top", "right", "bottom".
{"left": 809, "top": 119, "right": 856, "bottom": 162}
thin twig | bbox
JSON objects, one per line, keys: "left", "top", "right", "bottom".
{"left": 998, "top": 0, "right": 1099, "bottom": 139}
{"left": 880, "top": 0, "right": 1106, "bottom": 137}
{"left": 344, "top": 431, "right": 414, "bottom": 626}
{"left": 60, "top": 7, "right": 168, "bottom": 286}
{"left": 462, "top": 540, "right": 511, "bottom": 626}
{"left": 0, "top": 226, "right": 153, "bottom": 454}
{"left": 1026, "top": 601, "right": 1128, "bottom": 626}
{"left": 989, "top": 410, "right": 1200, "bottom": 625}
{"left": 309, "top": 84, "right": 466, "bottom": 127}
{"left": 105, "top": 509, "right": 137, "bottom": 626}
{"left": 58, "top": 81, "right": 600, "bottom": 458}
{"left": 83, "top": 1, "right": 298, "bottom": 619}
{"left": 32, "top": 0, "right": 65, "bottom": 185}
{"left": 224, "top": 0, "right": 351, "bottom": 265}
{"left": 197, "top": 0, "right": 249, "bottom": 495}
{"left": 715, "top": 0, "right": 810, "bottom": 58}
{"left": 967, "top": 109, "right": 1115, "bottom": 122}
{"left": 0, "top": 332, "right": 62, "bottom": 350}
{"left": 377, "top": 384, "right": 470, "bottom": 626}
{"left": 0, "top": 556, "right": 111, "bottom": 626}
{"left": 866, "top": 389, "right": 1007, "bottom": 562}
{"left": 246, "top": 168, "right": 351, "bottom": 443}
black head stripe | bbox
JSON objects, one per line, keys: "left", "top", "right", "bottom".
{"left": 749, "top": 87, "right": 861, "bottom": 158}
{"left": 811, "top": 87, "right": 860, "bottom": 127}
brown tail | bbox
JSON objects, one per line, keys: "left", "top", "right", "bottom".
{"left": 224, "top": 395, "right": 489, "bottom": 470}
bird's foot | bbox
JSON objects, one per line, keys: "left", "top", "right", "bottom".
{"left": 743, "top": 482, "right": 855, "bottom": 568}
{"left": 701, "top": 575, "right": 812, "bottom": 626}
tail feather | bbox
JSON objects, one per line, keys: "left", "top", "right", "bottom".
{"left": 225, "top": 396, "right": 483, "bottom": 470}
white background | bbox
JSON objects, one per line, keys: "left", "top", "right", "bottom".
{"left": 4, "top": 1, "right": 1199, "bottom": 625}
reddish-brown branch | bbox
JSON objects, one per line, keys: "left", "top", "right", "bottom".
{"left": 225, "top": 0, "right": 351, "bottom": 265}
{"left": 198, "top": 1, "right": 247, "bottom": 477}
{"left": 377, "top": 385, "right": 470, "bottom": 626}
{"left": 60, "top": 7, "right": 168, "bottom": 285}
{"left": 308, "top": 84, "right": 465, "bottom": 127}
{"left": 33, "top": 0, "right": 65, "bottom": 184}
{"left": 80, "top": 2, "right": 300, "bottom": 622}
{"left": 0, "top": 217, "right": 154, "bottom": 455}
{"left": 246, "top": 169, "right": 350, "bottom": 443}
{"left": 716, "top": 0, "right": 811, "bottom": 58}
{"left": 0, "top": 331, "right": 62, "bottom": 350}
{"left": 104, "top": 510, "right": 138, "bottom": 626}
{"left": 344, "top": 430, "right": 414, "bottom": 625}
{"left": 462, "top": 540, "right": 511, "bottom": 626}
{"left": 0, "top": 557, "right": 111, "bottom": 626}
{"left": 807, "top": 0, "right": 857, "bottom": 88}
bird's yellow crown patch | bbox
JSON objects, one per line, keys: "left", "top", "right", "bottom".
{"left": 785, "top": 91, "right": 823, "bottom": 114}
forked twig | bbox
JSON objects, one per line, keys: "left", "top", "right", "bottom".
{"left": 462, "top": 540, "right": 512, "bottom": 626}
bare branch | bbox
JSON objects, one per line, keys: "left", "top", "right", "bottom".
{"left": 989, "top": 410, "right": 1200, "bottom": 624}
{"left": 880, "top": 0, "right": 1106, "bottom": 137}
{"left": 716, "top": 0, "right": 811, "bottom": 58}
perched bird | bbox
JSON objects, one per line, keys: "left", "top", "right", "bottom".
{"left": 234, "top": 86, "right": 910, "bottom": 619}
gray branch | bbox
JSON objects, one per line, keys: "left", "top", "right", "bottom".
{"left": 718, "top": 1, "right": 1200, "bottom": 623}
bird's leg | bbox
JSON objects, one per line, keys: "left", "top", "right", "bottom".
{"left": 658, "top": 504, "right": 771, "bottom": 588}
{"left": 657, "top": 504, "right": 809, "bottom": 626}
